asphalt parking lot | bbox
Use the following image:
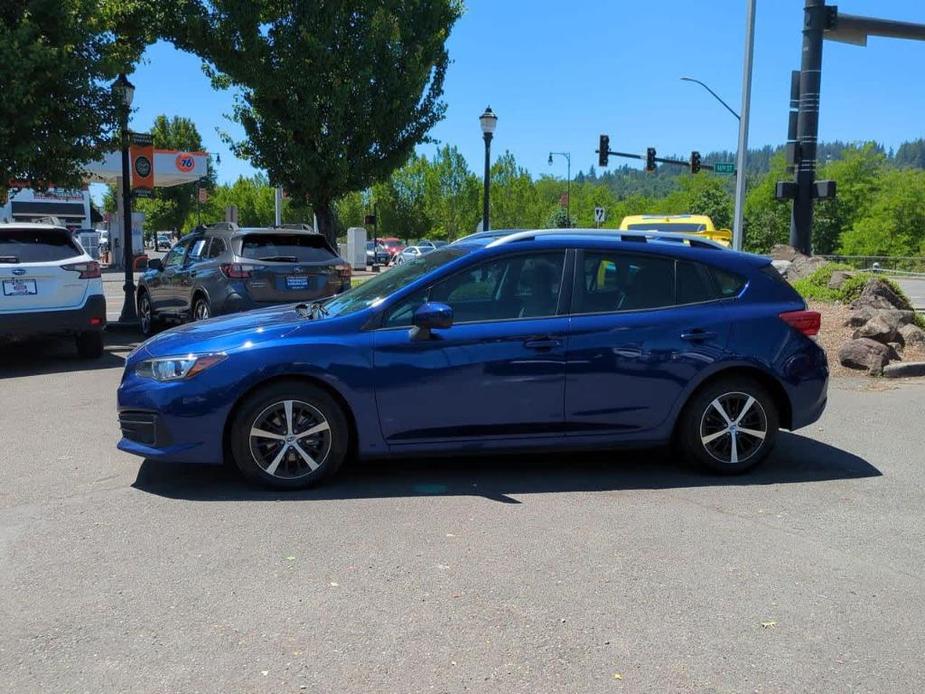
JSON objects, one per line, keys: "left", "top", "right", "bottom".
{"left": 1, "top": 333, "right": 924, "bottom": 692}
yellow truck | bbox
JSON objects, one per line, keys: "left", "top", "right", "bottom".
{"left": 619, "top": 214, "right": 732, "bottom": 248}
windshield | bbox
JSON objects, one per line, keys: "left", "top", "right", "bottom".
{"left": 626, "top": 223, "right": 707, "bottom": 232}
{"left": 324, "top": 246, "right": 470, "bottom": 317}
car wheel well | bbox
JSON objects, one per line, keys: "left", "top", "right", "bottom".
{"left": 222, "top": 375, "right": 358, "bottom": 465}
{"left": 192, "top": 290, "right": 208, "bottom": 306}
{"left": 676, "top": 366, "right": 792, "bottom": 434}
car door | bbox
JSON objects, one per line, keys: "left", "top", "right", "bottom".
{"left": 148, "top": 239, "right": 190, "bottom": 313}
{"left": 373, "top": 250, "right": 572, "bottom": 446}
{"left": 564, "top": 250, "right": 732, "bottom": 437}
{"left": 173, "top": 236, "right": 209, "bottom": 314}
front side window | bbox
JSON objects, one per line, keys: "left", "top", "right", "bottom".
{"left": 163, "top": 241, "right": 190, "bottom": 269}
{"left": 206, "top": 237, "right": 226, "bottom": 259}
{"left": 385, "top": 251, "right": 566, "bottom": 327}
{"left": 577, "top": 252, "right": 675, "bottom": 313}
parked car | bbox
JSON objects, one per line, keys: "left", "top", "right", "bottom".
{"left": 0, "top": 223, "right": 106, "bottom": 357}
{"left": 155, "top": 232, "right": 172, "bottom": 251}
{"left": 418, "top": 239, "right": 448, "bottom": 250}
{"left": 394, "top": 245, "right": 434, "bottom": 264}
{"left": 117, "top": 228, "right": 828, "bottom": 490}
{"left": 366, "top": 241, "right": 390, "bottom": 266}
{"left": 135, "top": 223, "right": 351, "bottom": 336}
{"left": 379, "top": 237, "right": 404, "bottom": 260}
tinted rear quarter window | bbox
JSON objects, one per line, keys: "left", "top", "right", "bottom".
{"left": 578, "top": 252, "right": 675, "bottom": 312}
{"left": 236, "top": 233, "right": 336, "bottom": 263}
{"left": 676, "top": 261, "right": 716, "bottom": 304}
{"left": 0, "top": 228, "right": 82, "bottom": 263}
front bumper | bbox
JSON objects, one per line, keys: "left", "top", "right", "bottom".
{"left": 0, "top": 294, "right": 106, "bottom": 339}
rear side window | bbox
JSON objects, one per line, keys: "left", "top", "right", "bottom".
{"left": 676, "top": 262, "right": 716, "bottom": 304}
{"left": 0, "top": 227, "right": 82, "bottom": 263}
{"left": 187, "top": 238, "right": 208, "bottom": 263}
{"left": 236, "top": 233, "right": 336, "bottom": 263}
{"left": 577, "top": 252, "right": 675, "bottom": 313}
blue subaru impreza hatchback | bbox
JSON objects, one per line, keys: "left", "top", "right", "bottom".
{"left": 117, "top": 229, "right": 828, "bottom": 489}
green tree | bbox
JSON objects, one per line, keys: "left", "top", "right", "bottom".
{"left": 743, "top": 153, "right": 792, "bottom": 253}
{"left": 489, "top": 152, "right": 545, "bottom": 229}
{"left": 166, "top": 0, "right": 462, "bottom": 243}
{"left": 422, "top": 145, "right": 480, "bottom": 239}
{"left": 0, "top": 0, "right": 124, "bottom": 201}
{"left": 203, "top": 174, "right": 279, "bottom": 228}
{"left": 839, "top": 169, "right": 925, "bottom": 256}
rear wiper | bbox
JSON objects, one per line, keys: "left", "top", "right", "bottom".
{"left": 0, "top": 256, "right": 19, "bottom": 264}
{"left": 258, "top": 255, "right": 298, "bottom": 262}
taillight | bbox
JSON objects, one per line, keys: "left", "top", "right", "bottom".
{"left": 62, "top": 261, "right": 101, "bottom": 279}
{"left": 220, "top": 263, "right": 253, "bottom": 279}
{"left": 334, "top": 263, "right": 351, "bottom": 280}
{"left": 779, "top": 310, "right": 821, "bottom": 337}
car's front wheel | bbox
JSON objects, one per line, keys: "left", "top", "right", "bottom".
{"left": 230, "top": 382, "right": 350, "bottom": 489}
{"left": 679, "top": 376, "right": 779, "bottom": 474}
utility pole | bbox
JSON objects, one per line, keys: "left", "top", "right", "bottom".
{"left": 733, "top": 0, "right": 756, "bottom": 252}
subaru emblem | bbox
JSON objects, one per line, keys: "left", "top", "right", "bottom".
{"left": 12, "top": 268, "right": 25, "bottom": 276}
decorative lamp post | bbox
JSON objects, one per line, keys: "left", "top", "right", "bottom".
{"left": 479, "top": 106, "right": 497, "bottom": 231}
{"left": 114, "top": 73, "right": 137, "bottom": 324}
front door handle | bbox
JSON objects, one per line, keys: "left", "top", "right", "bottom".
{"left": 680, "top": 329, "right": 717, "bottom": 341}
{"left": 524, "top": 337, "right": 562, "bottom": 351}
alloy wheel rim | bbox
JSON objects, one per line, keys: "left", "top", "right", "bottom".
{"left": 140, "top": 297, "right": 151, "bottom": 333}
{"left": 248, "top": 399, "right": 332, "bottom": 479}
{"left": 195, "top": 302, "right": 209, "bottom": 320}
{"left": 699, "top": 391, "right": 768, "bottom": 465}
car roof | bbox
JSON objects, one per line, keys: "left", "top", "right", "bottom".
{"left": 0, "top": 222, "right": 69, "bottom": 232}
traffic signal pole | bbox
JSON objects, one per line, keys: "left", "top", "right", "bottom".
{"left": 789, "top": 0, "right": 827, "bottom": 255}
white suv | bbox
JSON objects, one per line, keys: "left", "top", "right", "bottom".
{"left": 0, "top": 223, "right": 106, "bottom": 358}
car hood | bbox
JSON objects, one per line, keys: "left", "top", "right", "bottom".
{"left": 137, "top": 304, "right": 317, "bottom": 358}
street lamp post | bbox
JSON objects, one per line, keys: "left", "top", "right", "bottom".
{"left": 548, "top": 151, "right": 571, "bottom": 227}
{"left": 479, "top": 107, "right": 497, "bottom": 232}
{"left": 114, "top": 73, "right": 137, "bottom": 324}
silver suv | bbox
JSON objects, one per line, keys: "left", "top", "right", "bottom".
{"left": 136, "top": 223, "right": 351, "bottom": 336}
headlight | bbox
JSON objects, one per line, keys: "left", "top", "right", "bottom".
{"left": 135, "top": 353, "right": 227, "bottom": 382}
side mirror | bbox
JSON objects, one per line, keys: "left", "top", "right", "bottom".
{"left": 411, "top": 302, "right": 453, "bottom": 339}
{"left": 148, "top": 258, "right": 164, "bottom": 272}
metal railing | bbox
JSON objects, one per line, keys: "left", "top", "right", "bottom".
{"left": 818, "top": 255, "right": 925, "bottom": 274}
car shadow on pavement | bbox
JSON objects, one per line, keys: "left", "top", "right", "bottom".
{"left": 131, "top": 431, "right": 881, "bottom": 504}
{"left": 0, "top": 332, "right": 136, "bottom": 379}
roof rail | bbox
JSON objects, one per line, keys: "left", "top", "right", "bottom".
{"left": 484, "top": 228, "right": 727, "bottom": 250}
{"left": 202, "top": 221, "right": 239, "bottom": 232}
{"left": 274, "top": 223, "right": 316, "bottom": 232}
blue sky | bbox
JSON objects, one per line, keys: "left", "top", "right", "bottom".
{"left": 123, "top": 0, "right": 925, "bottom": 187}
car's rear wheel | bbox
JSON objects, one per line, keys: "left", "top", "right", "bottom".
{"left": 230, "top": 382, "right": 349, "bottom": 489}
{"left": 193, "top": 296, "right": 211, "bottom": 321}
{"left": 138, "top": 291, "right": 158, "bottom": 337}
{"left": 75, "top": 331, "right": 104, "bottom": 359}
{"left": 679, "top": 377, "right": 779, "bottom": 474}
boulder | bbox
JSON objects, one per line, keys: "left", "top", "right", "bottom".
{"left": 853, "top": 315, "right": 898, "bottom": 344}
{"left": 785, "top": 253, "right": 828, "bottom": 281}
{"left": 837, "top": 338, "right": 892, "bottom": 376}
{"left": 769, "top": 244, "right": 800, "bottom": 262}
{"left": 827, "top": 270, "right": 855, "bottom": 290}
{"left": 851, "top": 278, "right": 914, "bottom": 312}
{"left": 899, "top": 323, "right": 925, "bottom": 349}
{"left": 883, "top": 361, "right": 925, "bottom": 379}
{"left": 844, "top": 307, "right": 916, "bottom": 329}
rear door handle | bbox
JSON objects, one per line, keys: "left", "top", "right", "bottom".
{"left": 680, "top": 329, "right": 717, "bottom": 341}
{"left": 524, "top": 337, "right": 562, "bottom": 351}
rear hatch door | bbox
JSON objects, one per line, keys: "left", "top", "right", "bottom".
{"left": 234, "top": 231, "right": 345, "bottom": 302}
{"left": 0, "top": 228, "right": 87, "bottom": 312}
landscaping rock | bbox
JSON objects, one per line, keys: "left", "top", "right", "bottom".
{"left": 837, "top": 338, "right": 892, "bottom": 376}
{"left": 899, "top": 323, "right": 925, "bottom": 348}
{"left": 883, "top": 361, "right": 925, "bottom": 379}
{"left": 851, "top": 278, "right": 914, "bottom": 312}
{"left": 827, "top": 270, "right": 855, "bottom": 290}
{"left": 852, "top": 315, "right": 898, "bottom": 344}
{"left": 786, "top": 253, "right": 828, "bottom": 281}
{"left": 770, "top": 259, "right": 791, "bottom": 276}
{"left": 844, "top": 307, "right": 916, "bottom": 329}
{"left": 770, "top": 244, "right": 800, "bottom": 262}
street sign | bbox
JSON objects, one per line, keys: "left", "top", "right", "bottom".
{"left": 130, "top": 131, "right": 154, "bottom": 147}
{"left": 132, "top": 188, "right": 152, "bottom": 198}
{"left": 714, "top": 162, "right": 736, "bottom": 175}
{"left": 594, "top": 207, "right": 606, "bottom": 223}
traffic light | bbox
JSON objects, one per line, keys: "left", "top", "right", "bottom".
{"left": 690, "top": 150, "right": 701, "bottom": 174}
{"left": 598, "top": 134, "right": 610, "bottom": 167}
{"left": 645, "top": 147, "right": 656, "bottom": 173}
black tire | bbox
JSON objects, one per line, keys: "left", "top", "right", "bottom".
{"left": 75, "top": 331, "right": 104, "bottom": 359}
{"left": 678, "top": 376, "right": 779, "bottom": 475}
{"left": 137, "top": 291, "right": 159, "bottom": 337}
{"left": 192, "top": 295, "right": 211, "bottom": 321}
{"left": 230, "top": 381, "right": 350, "bottom": 489}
